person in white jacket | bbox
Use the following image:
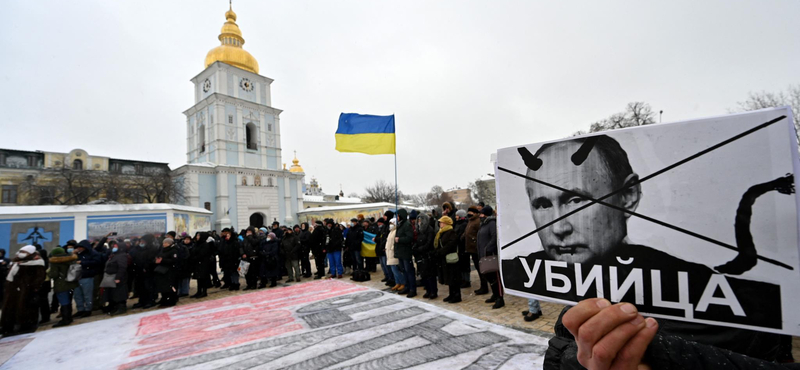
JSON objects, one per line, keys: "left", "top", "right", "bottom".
{"left": 385, "top": 219, "right": 405, "bottom": 292}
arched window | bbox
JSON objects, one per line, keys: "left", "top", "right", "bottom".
{"left": 246, "top": 122, "right": 257, "bottom": 150}
{"left": 72, "top": 159, "right": 83, "bottom": 170}
{"left": 199, "top": 124, "right": 206, "bottom": 153}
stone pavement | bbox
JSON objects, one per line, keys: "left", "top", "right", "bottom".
{"left": 34, "top": 263, "right": 800, "bottom": 363}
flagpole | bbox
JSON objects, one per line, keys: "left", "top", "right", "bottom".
{"left": 394, "top": 114, "right": 399, "bottom": 221}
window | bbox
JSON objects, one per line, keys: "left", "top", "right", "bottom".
{"left": 246, "top": 123, "right": 257, "bottom": 150}
{"left": 268, "top": 123, "right": 272, "bottom": 132}
{"left": 110, "top": 162, "right": 121, "bottom": 173}
{"left": 204, "top": 202, "right": 211, "bottom": 211}
{"left": 228, "top": 115, "right": 233, "bottom": 124}
{"left": 1, "top": 185, "right": 17, "bottom": 204}
{"left": 72, "top": 159, "right": 83, "bottom": 170}
{"left": 0, "top": 153, "right": 5, "bottom": 166}
{"left": 28, "top": 156, "right": 37, "bottom": 167}
{"left": 135, "top": 164, "right": 143, "bottom": 175}
{"left": 199, "top": 124, "right": 206, "bottom": 153}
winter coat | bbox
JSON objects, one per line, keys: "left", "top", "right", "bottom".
{"left": 154, "top": 245, "right": 179, "bottom": 292}
{"left": 385, "top": 228, "right": 399, "bottom": 266}
{"left": 76, "top": 246, "right": 103, "bottom": 279}
{"left": 394, "top": 209, "right": 414, "bottom": 260}
{"left": 454, "top": 218, "right": 470, "bottom": 272}
{"left": 298, "top": 227, "right": 311, "bottom": 254}
{"left": 1, "top": 257, "right": 46, "bottom": 332}
{"left": 412, "top": 213, "right": 438, "bottom": 277}
{"left": 191, "top": 238, "right": 213, "bottom": 279}
{"left": 477, "top": 216, "right": 497, "bottom": 258}
{"left": 105, "top": 251, "right": 129, "bottom": 303}
{"left": 220, "top": 234, "right": 241, "bottom": 271}
{"left": 310, "top": 226, "right": 327, "bottom": 255}
{"left": 281, "top": 232, "right": 302, "bottom": 260}
{"left": 241, "top": 235, "right": 260, "bottom": 262}
{"left": 436, "top": 228, "right": 459, "bottom": 281}
{"left": 260, "top": 238, "right": 281, "bottom": 278}
{"left": 464, "top": 215, "right": 481, "bottom": 254}
{"left": 345, "top": 224, "right": 364, "bottom": 252}
{"left": 327, "top": 226, "right": 343, "bottom": 252}
{"left": 375, "top": 222, "right": 390, "bottom": 257}
{"left": 544, "top": 306, "right": 790, "bottom": 370}
{"left": 48, "top": 254, "right": 79, "bottom": 293}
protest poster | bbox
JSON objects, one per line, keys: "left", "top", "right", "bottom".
{"left": 496, "top": 107, "right": 800, "bottom": 335}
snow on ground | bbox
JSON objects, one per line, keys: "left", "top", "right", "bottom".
{"left": 0, "top": 280, "right": 550, "bottom": 369}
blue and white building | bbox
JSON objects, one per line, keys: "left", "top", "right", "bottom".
{"left": 173, "top": 6, "right": 304, "bottom": 230}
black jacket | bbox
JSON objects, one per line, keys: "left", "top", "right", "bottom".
{"left": 281, "top": 232, "right": 302, "bottom": 260}
{"left": 345, "top": 225, "right": 364, "bottom": 252}
{"left": 327, "top": 226, "right": 343, "bottom": 252}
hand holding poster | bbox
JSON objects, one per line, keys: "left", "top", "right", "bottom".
{"left": 496, "top": 107, "right": 800, "bottom": 335}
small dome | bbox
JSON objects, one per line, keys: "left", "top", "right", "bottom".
{"left": 204, "top": 4, "right": 259, "bottom": 74}
{"left": 289, "top": 152, "right": 305, "bottom": 173}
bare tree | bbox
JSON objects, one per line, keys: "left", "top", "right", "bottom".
{"left": 734, "top": 84, "right": 800, "bottom": 143}
{"left": 573, "top": 102, "right": 656, "bottom": 136}
{"left": 128, "top": 168, "right": 187, "bottom": 203}
{"left": 425, "top": 185, "right": 454, "bottom": 208}
{"left": 20, "top": 168, "right": 102, "bottom": 205}
{"left": 362, "top": 180, "right": 401, "bottom": 203}
{"left": 469, "top": 177, "right": 496, "bottom": 206}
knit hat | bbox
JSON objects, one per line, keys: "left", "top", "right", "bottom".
{"left": 51, "top": 247, "right": 66, "bottom": 257}
{"left": 455, "top": 209, "right": 467, "bottom": 219}
{"left": 438, "top": 216, "right": 453, "bottom": 225}
{"left": 65, "top": 240, "right": 78, "bottom": 247}
{"left": 19, "top": 245, "right": 37, "bottom": 255}
{"left": 468, "top": 206, "right": 481, "bottom": 214}
{"left": 384, "top": 210, "right": 395, "bottom": 219}
{"left": 481, "top": 206, "right": 494, "bottom": 216}
{"left": 259, "top": 227, "right": 268, "bottom": 234}
{"left": 350, "top": 218, "right": 358, "bottom": 222}
{"left": 267, "top": 232, "right": 276, "bottom": 239}
{"left": 410, "top": 210, "right": 418, "bottom": 220}
{"left": 163, "top": 238, "right": 175, "bottom": 246}
{"left": 182, "top": 234, "right": 192, "bottom": 240}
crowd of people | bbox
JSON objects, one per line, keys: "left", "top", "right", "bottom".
{"left": 0, "top": 201, "right": 521, "bottom": 338}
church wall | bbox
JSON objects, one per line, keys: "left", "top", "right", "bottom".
{"left": 260, "top": 83, "right": 267, "bottom": 106}
{"left": 266, "top": 149, "right": 278, "bottom": 170}
{"left": 277, "top": 177, "right": 286, "bottom": 223}
{"left": 226, "top": 73, "right": 234, "bottom": 96}
{"left": 289, "top": 179, "right": 299, "bottom": 223}
{"left": 245, "top": 153, "right": 261, "bottom": 168}
{"left": 225, "top": 104, "right": 237, "bottom": 127}
{"left": 225, "top": 143, "right": 239, "bottom": 166}
{"left": 198, "top": 173, "right": 218, "bottom": 225}
{"left": 227, "top": 173, "right": 238, "bottom": 229}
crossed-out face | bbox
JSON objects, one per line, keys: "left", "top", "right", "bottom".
{"left": 524, "top": 141, "right": 634, "bottom": 264}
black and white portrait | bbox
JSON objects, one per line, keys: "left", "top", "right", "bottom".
{"left": 496, "top": 107, "right": 800, "bottom": 335}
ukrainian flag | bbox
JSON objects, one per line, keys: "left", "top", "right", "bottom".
{"left": 335, "top": 113, "right": 396, "bottom": 155}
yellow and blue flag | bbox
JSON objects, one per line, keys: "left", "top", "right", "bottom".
{"left": 335, "top": 113, "right": 396, "bottom": 155}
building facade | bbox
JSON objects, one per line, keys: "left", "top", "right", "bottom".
{"left": 173, "top": 6, "right": 304, "bottom": 230}
{"left": 0, "top": 147, "right": 171, "bottom": 206}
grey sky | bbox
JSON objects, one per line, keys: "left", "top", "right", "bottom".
{"left": 1, "top": 0, "right": 798, "bottom": 196}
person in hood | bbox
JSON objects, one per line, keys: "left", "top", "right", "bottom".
{"left": 281, "top": 227, "right": 302, "bottom": 283}
{"left": 132, "top": 234, "right": 158, "bottom": 309}
{"left": 477, "top": 206, "right": 504, "bottom": 309}
{"left": 154, "top": 238, "right": 179, "bottom": 307}
{"left": 48, "top": 247, "right": 79, "bottom": 327}
{"left": 413, "top": 213, "right": 437, "bottom": 299}
{"left": 394, "top": 209, "right": 416, "bottom": 298}
{"left": 102, "top": 240, "right": 129, "bottom": 316}
{"left": 310, "top": 221, "right": 327, "bottom": 279}
{"left": 191, "top": 232, "right": 213, "bottom": 298}
{"left": 73, "top": 239, "right": 103, "bottom": 318}
{"left": 260, "top": 232, "right": 281, "bottom": 287}
{"left": 297, "top": 224, "right": 312, "bottom": 278}
{"left": 1, "top": 246, "right": 46, "bottom": 336}
{"left": 326, "top": 219, "right": 344, "bottom": 278}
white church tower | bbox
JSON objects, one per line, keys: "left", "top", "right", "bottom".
{"left": 174, "top": 5, "right": 304, "bottom": 230}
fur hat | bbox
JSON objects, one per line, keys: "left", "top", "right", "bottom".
{"left": 468, "top": 206, "right": 481, "bottom": 214}
{"left": 438, "top": 216, "right": 454, "bottom": 225}
{"left": 442, "top": 202, "right": 453, "bottom": 211}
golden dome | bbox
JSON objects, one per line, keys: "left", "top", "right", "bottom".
{"left": 204, "top": 4, "right": 259, "bottom": 74}
{"left": 289, "top": 152, "right": 305, "bottom": 173}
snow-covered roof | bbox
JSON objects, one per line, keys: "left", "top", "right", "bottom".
{"left": 302, "top": 195, "right": 362, "bottom": 203}
{"left": 298, "top": 202, "right": 428, "bottom": 214}
{"left": 0, "top": 203, "right": 212, "bottom": 216}
{"left": 478, "top": 174, "right": 495, "bottom": 182}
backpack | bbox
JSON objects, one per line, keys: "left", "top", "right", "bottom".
{"left": 351, "top": 270, "right": 371, "bottom": 282}
{"left": 66, "top": 263, "right": 82, "bottom": 282}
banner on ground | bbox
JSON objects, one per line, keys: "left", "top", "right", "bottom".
{"left": 495, "top": 107, "right": 800, "bottom": 335}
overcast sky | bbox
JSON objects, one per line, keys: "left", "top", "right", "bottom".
{"left": 1, "top": 0, "right": 798, "bottom": 196}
